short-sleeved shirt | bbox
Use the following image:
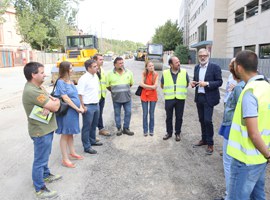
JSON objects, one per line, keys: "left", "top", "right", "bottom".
{"left": 106, "top": 68, "right": 134, "bottom": 103}
{"left": 242, "top": 75, "right": 265, "bottom": 118}
{"left": 22, "top": 82, "right": 57, "bottom": 137}
{"left": 77, "top": 72, "right": 100, "bottom": 104}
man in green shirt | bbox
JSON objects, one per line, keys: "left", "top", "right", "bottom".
{"left": 22, "top": 62, "right": 62, "bottom": 199}
{"left": 106, "top": 57, "right": 135, "bottom": 136}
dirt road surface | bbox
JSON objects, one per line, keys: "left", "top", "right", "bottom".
{"left": 0, "top": 60, "right": 269, "bottom": 200}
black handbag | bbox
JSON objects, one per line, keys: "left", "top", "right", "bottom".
{"left": 135, "top": 86, "right": 143, "bottom": 96}
{"left": 51, "top": 79, "right": 69, "bottom": 116}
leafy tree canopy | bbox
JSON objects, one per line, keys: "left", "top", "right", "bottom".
{"left": 152, "top": 20, "right": 183, "bottom": 51}
{"left": 14, "top": 0, "right": 80, "bottom": 50}
{"left": 0, "top": 0, "right": 11, "bottom": 24}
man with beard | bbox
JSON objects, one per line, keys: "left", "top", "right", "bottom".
{"left": 106, "top": 57, "right": 135, "bottom": 136}
{"left": 190, "top": 48, "right": 223, "bottom": 155}
{"left": 161, "top": 56, "right": 189, "bottom": 142}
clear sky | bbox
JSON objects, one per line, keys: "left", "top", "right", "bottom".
{"left": 77, "top": 0, "right": 182, "bottom": 44}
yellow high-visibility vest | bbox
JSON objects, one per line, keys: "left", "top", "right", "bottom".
{"left": 227, "top": 80, "right": 270, "bottom": 164}
{"left": 99, "top": 67, "right": 107, "bottom": 99}
{"left": 162, "top": 69, "right": 187, "bottom": 100}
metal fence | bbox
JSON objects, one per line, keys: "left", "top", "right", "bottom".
{"left": 0, "top": 50, "right": 14, "bottom": 67}
{"left": 210, "top": 58, "right": 270, "bottom": 78}
{"left": 30, "top": 51, "right": 65, "bottom": 64}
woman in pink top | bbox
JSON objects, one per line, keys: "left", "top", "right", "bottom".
{"left": 140, "top": 61, "right": 159, "bottom": 136}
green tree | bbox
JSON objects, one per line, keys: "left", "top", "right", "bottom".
{"left": 152, "top": 20, "right": 183, "bottom": 51}
{"left": 14, "top": 0, "right": 80, "bottom": 51}
{"left": 0, "top": 0, "right": 10, "bottom": 24}
{"left": 174, "top": 44, "right": 189, "bottom": 64}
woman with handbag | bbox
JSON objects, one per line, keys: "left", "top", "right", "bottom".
{"left": 54, "top": 61, "right": 84, "bottom": 168}
{"left": 140, "top": 61, "right": 158, "bottom": 136}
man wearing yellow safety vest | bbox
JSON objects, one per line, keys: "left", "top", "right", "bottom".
{"left": 227, "top": 50, "right": 270, "bottom": 200}
{"left": 106, "top": 57, "right": 135, "bottom": 136}
{"left": 161, "top": 56, "right": 189, "bottom": 142}
{"left": 93, "top": 54, "right": 111, "bottom": 136}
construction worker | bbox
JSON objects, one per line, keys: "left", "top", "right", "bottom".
{"left": 161, "top": 56, "right": 189, "bottom": 142}
{"left": 227, "top": 50, "right": 270, "bottom": 200}
{"left": 106, "top": 57, "right": 134, "bottom": 136}
{"left": 93, "top": 54, "right": 111, "bottom": 136}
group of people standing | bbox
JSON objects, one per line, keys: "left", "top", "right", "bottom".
{"left": 22, "top": 48, "right": 270, "bottom": 199}
{"left": 22, "top": 54, "right": 136, "bottom": 198}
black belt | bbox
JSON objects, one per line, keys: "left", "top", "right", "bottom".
{"left": 198, "top": 93, "right": 205, "bottom": 95}
{"left": 84, "top": 103, "right": 98, "bottom": 105}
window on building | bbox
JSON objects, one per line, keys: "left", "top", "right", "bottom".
{"left": 234, "top": 47, "right": 242, "bottom": 56}
{"left": 245, "top": 45, "right": 256, "bottom": 52}
{"left": 235, "top": 7, "right": 244, "bottom": 23}
{"left": 0, "top": 25, "right": 3, "bottom": 43}
{"left": 246, "top": 0, "right": 259, "bottom": 18}
{"left": 217, "top": 19, "right": 228, "bottom": 23}
{"left": 198, "top": 22, "right": 207, "bottom": 42}
{"left": 8, "top": 31, "right": 12, "bottom": 39}
{"left": 261, "top": 0, "right": 270, "bottom": 12}
{"left": 259, "top": 43, "right": 270, "bottom": 59}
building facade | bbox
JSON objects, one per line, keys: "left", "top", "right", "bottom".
{"left": 180, "top": 0, "right": 270, "bottom": 60}
{"left": 0, "top": 7, "right": 25, "bottom": 51}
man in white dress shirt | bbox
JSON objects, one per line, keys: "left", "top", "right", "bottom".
{"left": 77, "top": 59, "right": 103, "bottom": 154}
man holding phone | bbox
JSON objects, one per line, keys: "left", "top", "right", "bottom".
{"left": 190, "top": 48, "right": 223, "bottom": 155}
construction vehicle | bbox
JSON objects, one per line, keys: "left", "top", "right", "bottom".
{"left": 145, "top": 43, "right": 163, "bottom": 70}
{"left": 135, "top": 47, "right": 147, "bottom": 61}
{"left": 51, "top": 34, "right": 98, "bottom": 84}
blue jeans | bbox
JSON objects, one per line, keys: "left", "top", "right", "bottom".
{"left": 113, "top": 101, "right": 132, "bottom": 129}
{"left": 98, "top": 98, "right": 105, "bottom": 130}
{"left": 227, "top": 158, "right": 267, "bottom": 200}
{"left": 31, "top": 132, "right": 54, "bottom": 192}
{"left": 81, "top": 104, "right": 100, "bottom": 151}
{"left": 141, "top": 101, "right": 156, "bottom": 133}
{"left": 222, "top": 139, "right": 232, "bottom": 199}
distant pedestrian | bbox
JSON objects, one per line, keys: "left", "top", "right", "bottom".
{"left": 54, "top": 61, "right": 84, "bottom": 168}
{"left": 191, "top": 48, "right": 223, "bottom": 155}
{"left": 214, "top": 58, "right": 245, "bottom": 200}
{"left": 77, "top": 59, "right": 103, "bottom": 155}
{"left": 93, "top": 54, "right": 111, "bottom": 136}
{"left": 227, "top": 50, "right": 270, "bottom": 200}
{"left": 140, "top": 61, "right": 158, "bottom": 136}
{"left": 161, "top": 56, "right": 189, "bottom": 142}
{"left": 22, "top": 62, "right": 62, "bottom": 199}
{"left": 106, "top": 57, "right": 135, "bottom": 136}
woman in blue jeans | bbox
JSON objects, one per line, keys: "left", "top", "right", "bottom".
{"left": 218, "top": 58, "right": 245, "bottom": 200}
{"left": 140, "top": 61, "right": 158, "bottom": 136}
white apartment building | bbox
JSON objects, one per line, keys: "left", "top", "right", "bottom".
{"left": 180, "top": 0, "right": 270, "bottom": 59}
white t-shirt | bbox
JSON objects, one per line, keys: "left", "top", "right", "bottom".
{"left": 77, "top": 72, "right": 100, "bottom": 104}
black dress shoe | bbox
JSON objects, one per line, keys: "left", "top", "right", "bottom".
{"left": 84, "top": 148, "right": 97, "bottom": 154}
{"left": 163, "top": 134, "right": 172, "bottom": 140}
{"left": 91, "top": 141, "right": 103, "bottom": 146}
{"left": 193, "top": 140, "right": 207, "bottom": 148}
{"left": 214, "top": 198, "right": 224, "bottom": 200}
{"left": 175, "top": 135, "right": 181, "bottom": 142}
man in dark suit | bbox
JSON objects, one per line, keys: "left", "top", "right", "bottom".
{"left": 190, "top": 48, "right": 223, "bottom": 155}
